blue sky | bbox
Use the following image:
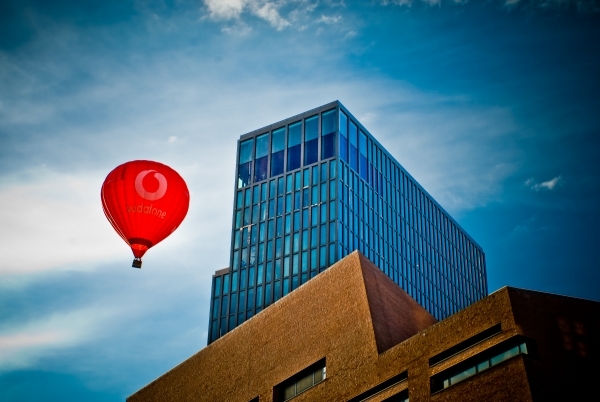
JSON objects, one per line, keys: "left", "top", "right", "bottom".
{"left": 1, "top": 0, "right": 599, "bottom": 400}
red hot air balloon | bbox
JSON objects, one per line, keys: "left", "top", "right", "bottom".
{"left": 101, "top": 160, "right": 190, "bottom": 268}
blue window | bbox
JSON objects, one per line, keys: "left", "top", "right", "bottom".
{"left": 211, "top": 321, "right": 218, "bottom": 341}
{"left": 274, "top": 281, "right": 281, "bottom": 301}
{"left": 247, "top": 288, "right": 255, "bottom": 310}
{"left": 254, "top": 134, "right": 269, "bottom": 182}
{"left": 258, "top": 242, "right": 264, "bottom": 262}
{"left": 214, "top": 276, "right": 222, "bottom": 297}
{"left": 288, "top": 122, "right": 302, "bottom": 171}
{"left": 321, "top": 109, "right": 336, "bottom": 160}
{"left": 322, "top": 109, "right": 335, "bottom": 135}
{"left": 294, "top": 171, "right": 302, "bottom": 190}
{"left": 320, "top": 246, "right": 327, "bottom": 268}
{"left": 278, "top": 177, "right": 285, "bottom": 195}
{"left": 257, "top": 264, "right": 263, "bottom": 284}
{"left": 271, "top": 128, "right": 285, "bottom": 176}
{"left": 260, "top": 203, "right": 267, "bottom": 222}
{"left": 349, "top": 121, "right": 358, "bottom": 171}
{"left": 359, "top": 131, "right": 368, "bottom": 182}
{"left": 245, "top": 188, "right": 252, "bottom": 207}
{"left": 266, "top": 261, "right": 273, "bottom": 281}
{"left": 302, "top": 251, "right": 308, "bottom": 272}
{"left": 223, "top": 274, "right": 230, "bottom": 294}
{"left": 265, "top": 283, "right": 272, "bottom": 305}
{"left": 221, "top": 296, "right": 228, "bottom": 316}
{"left": 294, "top": 192, "right": 301, "bottom": 210}
{"left": 304, "top": 115, "right": 319, "bottom": 165}
{"left": 321, "top": 163, "right": 328, "bottom": 182}
{"left": 238, "top": 290, "right": 246, "bottom": 310}
{"left": 230, "top": 292, "right": 237, "bottom": 314}
{"left": 256, "top": 285, "right": 263, "bottom": 307}
{"left": 339, "top": 111, "right": 348, "bottom": 163}
{"left": 322, "top": 130, "right": 336, "bottom": 160}
{"left": 234, "top": 230, "right": 241, "bottom": 249}
{"left": 238, "top": 138, "right": 253, "bottom": 188}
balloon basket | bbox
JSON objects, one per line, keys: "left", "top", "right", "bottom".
{"left": 132, "top": 258, "right": 142, "bottom": 269}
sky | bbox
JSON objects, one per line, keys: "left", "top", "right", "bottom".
{"left": 0, "top": 0, "right": 599, "bottom": 400}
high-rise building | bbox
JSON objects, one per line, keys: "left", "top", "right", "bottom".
{"left": 207, "top": 101, "right": 487, "bottom": 344}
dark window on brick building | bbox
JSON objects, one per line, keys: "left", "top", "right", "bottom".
{"left": 273, "top": 358, "right": 326, "bottom": 402}
{"left": 431, "top": 336, "right": 534, "bottom": 394}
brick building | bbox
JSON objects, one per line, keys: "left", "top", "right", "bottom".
{"left": 129, "top": 252, "right": 599, "bottom": 401}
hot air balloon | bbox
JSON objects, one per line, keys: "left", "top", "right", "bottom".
{"left": 101, "top": 160, "right": 190, "bottom": 268}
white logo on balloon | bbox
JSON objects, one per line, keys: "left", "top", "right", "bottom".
{"left": 135, "top": 170, "right": 168, "bottom": 201}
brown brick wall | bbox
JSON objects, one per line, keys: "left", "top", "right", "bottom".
{"left": 128, "top": 253, "right": 600, "bottom": 402}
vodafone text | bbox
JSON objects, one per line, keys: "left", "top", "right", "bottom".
{"left": 126, "top": 204, "right": 167, "bottom": 219}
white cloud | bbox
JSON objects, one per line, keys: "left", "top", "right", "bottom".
{"left": 168, "top": 135, "right": 178, "bottom": 143}
{"left": 252, "top": 1, "right": 291, "bottom": 30}
{"left": 343, "top": 30, "right": 357, "bottom": 39}
{"left": 317, "top": 14, "right": 342, "bottom": 24}
{"left": 0, "top": 167, "right": 125, "bottom": 274}
{"left": 526, "top": 175, "right": 562, "bottom": 191}
{"left": 204, "top": 0, "right": 247, "bottom": 20}
{"left": 203, "top": 0, "right": 291, "bottom": 30}
{"left": 343, "top": 93, "right": 520, "bottom": 213}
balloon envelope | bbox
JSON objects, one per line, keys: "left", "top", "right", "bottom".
{"left": 101, "top": 160, "right": 190, "bottom": 265}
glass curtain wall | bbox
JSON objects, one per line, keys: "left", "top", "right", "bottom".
{"left": 336, "top": 108, "right": 487, "bottom": 322}
{"left": 210, "top": 108, "right": 339, "bottom": 343}
{"left": 209, "top": 102, "right": 487, "bottom": 344}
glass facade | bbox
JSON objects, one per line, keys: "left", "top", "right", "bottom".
{"left": 208, "top": 101, "right": 487, "bottom": 344}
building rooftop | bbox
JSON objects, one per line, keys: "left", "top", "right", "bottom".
{"left": 129, "top": 251, "right": 600, "bottom": 401}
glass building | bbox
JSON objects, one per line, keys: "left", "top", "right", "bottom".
{"left": 208, "top": 101, "right": 487, "bottom": 344}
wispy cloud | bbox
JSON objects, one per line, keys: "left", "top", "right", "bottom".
{"left": 317, "top": 14, "right": 342, "bottom": 24}
{"left": 0, "top": 307, "right": 111, "bottom": 371}
{"left": 349, "top": 94, "right": 520, "bottom": 213}
{"left": 203, "top": 0, "right": 247, "bottom": 20}
{"left": 204, "top": 0, "right": 291, "bottom": 30}
{"left": 525, "top": 176, "right": 562, "bottom": 191}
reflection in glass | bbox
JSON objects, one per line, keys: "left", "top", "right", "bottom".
{"left": 339, "top": 111, "right": 348, "bottom": 162}
{"left": 271, "top": 128, "right": 285, "bottom": 176}
{"left": 349, "top": 121, "right": 358, "bottom": 171}
{"left": 238, "top": 138, "right": 253, "bottom": 188}
{"left": 288, "top": 122, "right": 302, "bottom": 171}
{"left": 304, "top": 115, "right": 319, "bottom": 165}
{"left": 254, "top": 134, "right": 269, "bottom": 182}
{"left": 322, "top": 109, "right": 336, "bottom": 135}
{"left": 359, "top": 131, "right": 368, "bottom": 182}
